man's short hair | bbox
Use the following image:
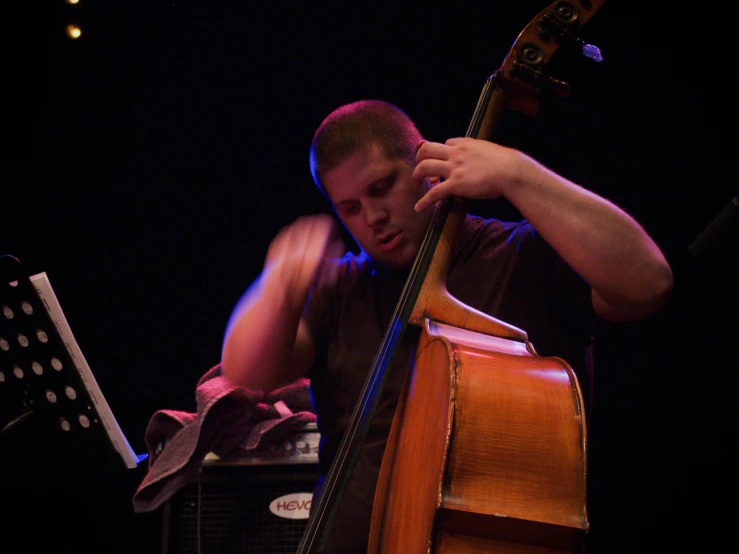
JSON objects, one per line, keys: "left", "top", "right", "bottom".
{"left": 309, "top": 100, "right": 423, "bottom": 198}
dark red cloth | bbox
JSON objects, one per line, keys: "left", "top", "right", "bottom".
{"left": 132, "top": 364, "right": 316, "bottom": 512}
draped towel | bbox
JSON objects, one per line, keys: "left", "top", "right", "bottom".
{"left": 132, "top": 364, "right": 316, "bottom": 513}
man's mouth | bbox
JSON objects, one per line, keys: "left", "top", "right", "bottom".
{"left": 376, "top": 231, "right": 402, "bottom": 252}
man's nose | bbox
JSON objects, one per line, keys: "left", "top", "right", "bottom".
{"left": 364, "top": 199, "right": 389, "bottom": 227}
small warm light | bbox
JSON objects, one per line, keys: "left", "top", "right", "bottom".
{"left": 66, "top": 24, "right": 82, "bottom": 39}
{"left": 66, "top": 0, "right": 80, "bottom": 4}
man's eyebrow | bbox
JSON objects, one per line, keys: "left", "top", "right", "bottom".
{"left": 334, "top": 170, "right": 396, "bottom": 206}
{"left": 369, "top": 171, "right": 394, "bottom": 188}
{"left": 334, "top": 198, "right": 357, "bottom": 208}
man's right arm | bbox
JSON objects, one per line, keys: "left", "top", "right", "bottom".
{"left": 220, "top": 214, "right": 343, "bottom": 393}
{"left": 220, "top": 269, "right": 317, "bottom": 393}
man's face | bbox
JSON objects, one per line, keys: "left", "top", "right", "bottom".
{"left": 322, "top": 143, "right": 433, "bottom": 269}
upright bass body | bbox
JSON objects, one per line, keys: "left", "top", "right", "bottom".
{"left": 368, "top": 318, "right": 588, "bottom": 553}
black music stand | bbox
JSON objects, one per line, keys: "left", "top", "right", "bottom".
{"left": 0, "top": 255, "right": 145, "bottom": 482}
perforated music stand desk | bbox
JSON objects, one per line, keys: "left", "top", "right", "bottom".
{"left": 0, "top": 255, "right": 144, "bottom": 481}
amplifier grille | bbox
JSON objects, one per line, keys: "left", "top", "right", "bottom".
{"left": 163, "top": 463, "right": 318, "bottom": 554}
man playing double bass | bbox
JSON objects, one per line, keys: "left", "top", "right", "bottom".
{"left": 220, "top": 99, "right": 673, "bottom": 552}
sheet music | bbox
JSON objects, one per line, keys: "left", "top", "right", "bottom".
{"left": 30, "top": 272, "right": 140, "bottom": 469}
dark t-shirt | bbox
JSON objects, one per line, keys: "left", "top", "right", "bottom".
{"left": 304, "top": 215, "right": 595, "bottom": 553}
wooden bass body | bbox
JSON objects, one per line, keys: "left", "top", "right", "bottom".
{"left": 369, "top": 318, "right": 589, "bottom": 553}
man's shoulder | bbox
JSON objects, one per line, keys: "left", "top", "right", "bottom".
{"left": 462, "top": 214, "right": 536, "bottom": 249}
{"left": 464, "top": 214, "right": 532, "bottom": 234}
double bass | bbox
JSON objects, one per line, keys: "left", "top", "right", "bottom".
{"left": 298, "top": 1, "right": 606, "bottom": 552}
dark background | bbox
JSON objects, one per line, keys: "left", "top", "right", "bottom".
{"left": 2, "top": 1, "right": 736, "bottom": 552}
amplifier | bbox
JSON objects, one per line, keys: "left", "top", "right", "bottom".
{"left": 161, "top": 424, "right": 320, "bottom": 554}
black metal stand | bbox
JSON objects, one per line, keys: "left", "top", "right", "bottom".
{"left": 0, "top": 254, "right": 142, "bottom": 482}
